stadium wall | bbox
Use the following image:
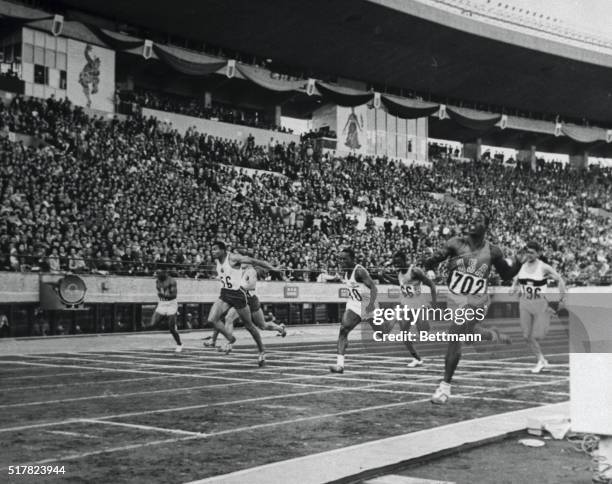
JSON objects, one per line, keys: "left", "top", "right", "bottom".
{"left": 0, "top": 273, "right": 574, "bottom": 337}
{"left": 141, "top": 108, "right": 300, "bottom": 146}
{"left": 0, "top": 273, "right": 565, "bottom": 305}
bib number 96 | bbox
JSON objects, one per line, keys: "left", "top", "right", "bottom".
{"left": 523, "top": 286, "right": 542, "bottom": 299}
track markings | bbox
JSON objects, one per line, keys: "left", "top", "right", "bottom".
{"left": 1, "top": 335, "right": 569, "bottom": 477}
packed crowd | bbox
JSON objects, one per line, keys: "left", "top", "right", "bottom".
{"left": 117, "top": 89, "right": 293, "bottom": 133}
{"left": 1, "top": 95, "right": 611, "bottom": 285}
{"left": 301, "top": 127, "right": 338, "bottom": 141}
{"left": 0, "top": 69, "right": 20, "bottom": 81}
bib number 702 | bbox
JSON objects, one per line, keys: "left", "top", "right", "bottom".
{"left": 449, "top": 271, "right": 486, "bottom": 295}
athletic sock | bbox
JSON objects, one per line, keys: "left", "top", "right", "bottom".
{"left": 337, "top": 355, "right": 345, "bottom": 367}
{"left": 440, "top": 381, "right": 451, "bottom": 394}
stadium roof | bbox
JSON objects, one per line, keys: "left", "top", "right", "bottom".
{"left": 50, "top": 0, "right": 612, "bottom": 126}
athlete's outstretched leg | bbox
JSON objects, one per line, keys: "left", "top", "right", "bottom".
{"left": 400, "top": 319, "right": 422, "bottom": 366}
{"left": 168, "top": 314, "right": 182, "bottom": 352}
{"left": 204, "top": 328, "right": 220, "bottom": 348}
{"left": 432, "top": 321, "right": 464, "bottom": 404}
{"left": 217, "top": 311, "right": 238, "bottom": 354}
{"left": 444, "top": 340, "right": 462, "bottom": 384}
{"left": 252, "top": 308, "right": 286, "bottom": 336}
{"left": 330, "top": 310, "right": 361, "bottom": 373}
{"left": 206, "top": 300, "right": 235, "bottom": 344}
{"left": 474, "top": 325, "right": 512, "bottom": 344}
{"left": 525, "top": 309, "right": 550, "bottom": 373}
{"left": 150, "top": 311, "right": 161, "bottom": 330}
{"left": 236, "top": 306, "right": 266, "bottom": 365}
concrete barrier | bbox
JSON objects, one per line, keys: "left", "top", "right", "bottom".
{"left": 142, "top": 108, "right": 299, "bottom": 146}
{"left": 0, "top": 272, "right": 570, "bottom": 305}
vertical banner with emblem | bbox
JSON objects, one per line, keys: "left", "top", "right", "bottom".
{"left": 66, "top": 39, "right": 115, "bottom": 112}
{"left": 337, "top": 104, "right": 368, "bottom": 154}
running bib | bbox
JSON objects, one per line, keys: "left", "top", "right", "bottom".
{"left": 347, "top": 287, "right": 362, "bottom": 301}
{"left": 400, "top": 284, "right": 421, "bottom": 298}
{"left": 521, "top": 283, "right": 543, "bottom": 300}
{"left": 449, "top": 270, "right": 487, "bottom": 295}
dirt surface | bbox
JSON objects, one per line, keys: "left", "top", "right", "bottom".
{"left": 1, "top": 324, "right": 569, "bottom": 483}
{"left": 373, "top": 435, "right": 592, "bottom": 484}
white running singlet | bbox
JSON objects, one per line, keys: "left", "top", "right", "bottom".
{"left": 344, "top": 264, "right": 378, "bottom": 318}
{"left": 216, "top": 255, "right": 244, "bottom": 290}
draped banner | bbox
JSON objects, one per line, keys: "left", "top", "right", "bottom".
{"left": 380, "top": 94, "right": 439, "bottom": 119}
{"left": 0, "top": 14, "right": 53, "bottom": 32}
{"left": 500, "top": 114, "right": 508, "bottom": 129}
{"left": 85, "top": 24, "right": 144, "bottom": 51}
{"left": 315, "top": 82, "right": 373, "bottom": 107}
{"left": 52, "top": 15, "right": 64, "bottom": 36}
{"left": 562, "top": 125, "right": 607, "bottom": 144}
{"left": 446, "top": 106, "right": 501, "bottom": 130}
{"left": 306, "top": 78, "right": 316, "bottom": 96}
{"left": 438, "top": 104, "right": 447, "bottom": 119}
{"left": 153, "top": 45, "right": 227, "bottom": 76}
{"left": 236, "top": 64, "right": 307, "bottom": 92}
{"left": 142, "top": 40, "right": 153, "bottom": 59}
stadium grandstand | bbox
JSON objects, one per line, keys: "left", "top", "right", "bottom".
{"left": 1, "top": 0, "right": 611, "bottom": 483}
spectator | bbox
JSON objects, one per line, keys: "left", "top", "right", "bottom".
{"left": 0, "top": 313, "right": 9, "bottom": 337}
{"left": 0, "top": 95, "right": 611, "bottom": 286}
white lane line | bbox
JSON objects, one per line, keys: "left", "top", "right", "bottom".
{"left": 5, "top": 358, "right": 321, "bottom": 386}
{"left": 0, "top": 380, "right": 256, "bottom": 409}
{"left": 5, "top": 372, "right": 431, "bottom": 409}
{"left": 76, "top": 352, "right": 327, "bottom": 371}
{"left": 23, "top": 354, "right": 323, "bottom": 374}
{"left": 0, "top": 397, "right": 434, "bottom": 469}
{"left": 283, "top": 373, "right": 490, "bottom": 391}
{"left": 0, "top": 355, "right": 566, "bottom": 410}
{"left": 2, "top": 375, "right": 171, "bottom": 392}
{"left": 259, "top": 404, "right": 309, "bottom": 411}
{"left": 453, "top": 395, "right": 546, "bottom": 406}
{"left": 0, "top": 380, "right": 421, "bottom": 433}
{"left": 1, "top": 435, "right": 203, "bottom": 468}
{"left": 23, "top": 356, "right": 548, "bottom": 392}
{"left": 46, "top": 430, "right": 98, "bottom": 439}
{"left": 0, "top": 370, "right": 99, "bottom": 381}
{"left": 80, "top": 419, "right": 205, "bottom": 437}
{"left": 2, "top": 375, "right": 569, "bottom": 468}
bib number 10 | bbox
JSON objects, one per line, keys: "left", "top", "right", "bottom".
{"left": 348, "top": 289, "right": 362, "bottom": 301}
{"left": 449, "top": 271, "right": 486, "bottom": 295}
